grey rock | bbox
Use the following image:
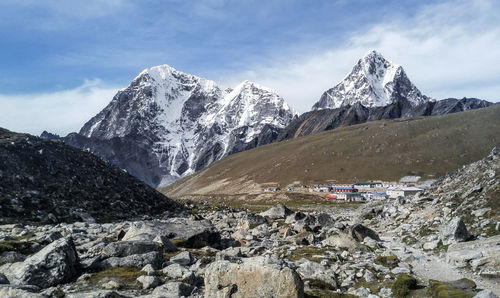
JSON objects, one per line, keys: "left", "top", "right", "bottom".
{"left": 474, "top": 290, "right": 499, "bottom": 298}
{"left": 204, "top": 256, "right": 304, "bottom": 298}
{"left": 137, "top": 275, "right": 161, "bottom": 289}
{"left": 391, "top": 267, "right": 411, "bottom": 274}
{"left": 237, "top": 214, "right": 267, "bottom": 230}
{"left": 323, "top": 234, "right": 360, "bottom": 251}
{"left": 0, "top": 273, "right": 9, "bottom": 284}
{"left": 102, "top": 280, "right": 120, "bottom": 290}
{"left": 350, "top": 224, "right": 380, "bottom": 242}
{"left": 260, "top": 204, "right": 294, "bottom": 220}
{"left": 0, "top": 284, "right": 44, "bottom": 298}
{"left": 296, "top": 259, "right": 337, "bottom": 289}
{"left": 170, "top": 251, "right": 194, "bottom": 266}
{"left": 317, "top": 213, "right": 335, "bottom": 227}
{"left": 153, "top": 235, "right": 178, "bottom": 252}
{"left": 379, "top": 287, "right": 393, "bottom": 297}
{"left": 472, "top": 208, "right": 492, "bottom": 218}
{"left": 151, "top": 282, "right": 193, "bottom": 298}
{"left": 364, "top": 270, "right": 376, "bottom": 282}
{"left": 423, "top": 240, "right": 440, "bottom": 250}
{"left": 141, "top": 264, "right": 156, "bottom": 276}
{"left": 99, "top": 251, "right": 162, "bottom": 270}
{"left": 102, "top": 241, "right": 162, "bottom": 258}
{"left": 0, "top": 251, "right": 26, "bottom": 265}
{"left": 161, "top": 263, "right": 195, "bottom": 283}
{"left": 440, "top": 217, "right": 471, "bottom": 245}
{"left": 0, "top": 237, "right": 79, "bottom": 288}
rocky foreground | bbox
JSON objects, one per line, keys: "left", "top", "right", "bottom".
{"left": 0, "top": 149, "right": 499, "bottom": 297}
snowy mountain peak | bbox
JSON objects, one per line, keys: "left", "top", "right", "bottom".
{"left": 312, "top": 50, "right": 430, "bottom": 110}
{"left": 79, "top": 64, "right": 296, "bottom": 187}
{"left": 362, "top": 49, "right": 385, "bottom": 61}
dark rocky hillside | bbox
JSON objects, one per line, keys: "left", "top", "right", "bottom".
{"left": 0, "top": 128, "right": 181, "bottom": 224}
{"left": 277, "top": 98, "right": 492, "bottom": 141}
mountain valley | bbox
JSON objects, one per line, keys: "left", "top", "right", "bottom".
{"left": 1, "top": 50, "right": 499, "bottom": 298}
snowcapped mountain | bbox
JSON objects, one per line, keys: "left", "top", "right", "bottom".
{"left": 75, "top": 65, "right": 296, "bottom": 187}
{"left": 312, "top": 50, "right": 430, "bottom": 110}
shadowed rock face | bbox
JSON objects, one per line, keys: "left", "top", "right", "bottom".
{"left": 0, "top": 128, "right": 181, "bottom": 224}
{"left": 277, "top": 98, "right": 492, "bottom": 141}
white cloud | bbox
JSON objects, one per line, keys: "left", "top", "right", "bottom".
{"left": 0, "top": 79, "right": 119, "bottom": 136}
{"left": 222, "top": 0, "right": 500, "bottom": 112}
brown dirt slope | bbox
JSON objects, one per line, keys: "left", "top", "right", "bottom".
{"left": 162, "top": 105, "right": 500, "bottom": 197}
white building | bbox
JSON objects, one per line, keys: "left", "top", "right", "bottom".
{"left": 386, "top": 186, "right": 423, "bottom": 198}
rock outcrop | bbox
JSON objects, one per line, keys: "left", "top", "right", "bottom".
{"left": 0, "top": 237, "right": 79, "bottom": 288}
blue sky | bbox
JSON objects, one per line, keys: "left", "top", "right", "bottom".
{"left": 1, "top": 0, "right": 499, "bottom": 135}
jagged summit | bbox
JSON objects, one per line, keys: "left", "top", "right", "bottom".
{"left": 312, "top": 50, "right": 430, "bottom": 110}
{"left": 74, "top": 64, "right": 296, "bottom": 187}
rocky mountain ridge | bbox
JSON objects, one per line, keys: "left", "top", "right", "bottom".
{"left": 312, "top": 50, "right": 430, "bottom": 110}
{"left": 44, "top": 65, "right": 296, "bottom": 188}
{"left": 278, "top": 97, "right": 493, "bottom": 141}
{"left": 0, "top": 127, "right": 181, "bottom": 224}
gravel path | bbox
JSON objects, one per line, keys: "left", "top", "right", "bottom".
{"left": 381, "top": 235, "right": 500, "bottom": 295}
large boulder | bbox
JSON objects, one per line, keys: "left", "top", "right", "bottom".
{"left": 350, "top": 224, "right": 380, "bottom": 242}
{"left": 99, "top": 251, "right": 162, "bottom": 270}
{"left": 295, "top": 259, "right": 337, "bottom": 289}
{"left": 323, "top": 234, "right": 361, "bottom": 251}
{"left": 260, "top": 204, "right": 294, "bottom": 220}
{"left": 151, "top": 282, "right": 193, "bottom": 297}
{"left": 204, "top": 255, "right": 304, "bottom": 298}
{"left": 317, "top": 213, "right": 335, "bottom": 227}
{"left": 102, "top": 241, "right": 163, "bottom": 258}
{"left": 285, "top": 212, "right": 316, "bottom": 226}
{"left": 0, "top": 237, "right": 79, "bottom": 288}
{"left": 94, "top": 241, "right": 163, "bottom": 270}
{"left": 440, "top": 217, "right": 471, "bottom": 245}
{"left": 236, "top": 214, "right": 267, "bottom": 230}
{"left": 123, "top": 218, "right": 220, "bottom": 248}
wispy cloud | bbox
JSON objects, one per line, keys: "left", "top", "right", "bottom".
{"left": 221, "top": 0, "right": 500, "bottom": 112}
{"left": 0, "top": 80, "right": 119, "bottom": 136}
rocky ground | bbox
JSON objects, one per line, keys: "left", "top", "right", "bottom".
{"left": 0, "top": 148, "right": 498, "bottom": 297}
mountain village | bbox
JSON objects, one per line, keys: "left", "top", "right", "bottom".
{"left": 265, "top": 179, "right": 425, "bottom": 202}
